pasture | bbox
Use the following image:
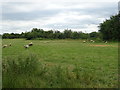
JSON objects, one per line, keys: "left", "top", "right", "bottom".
{"left": 2, "top": 39, "right": 118, "bottom": 88}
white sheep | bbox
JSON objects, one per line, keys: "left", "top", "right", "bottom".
{"left": 3, "top": 45, "right": 7, "bottom": 48}
{"left": 105, "top": 41, "right": 108, "bottom": 44}
{"left": 83, "top": 40, "right": 86, "bottom": 43}
{"left": 28, "top": 42, "right": 33, "bottom": 46}
{"left": 24, "top": 45, "right": 29, "bottom": 49}
{"left": 92, "top": 40, "right": 95, "bottom": 43}
{"left": 90, "top": 40, "right": 95, "bottom": 43}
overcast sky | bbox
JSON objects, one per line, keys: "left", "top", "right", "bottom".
{"left": 1, "top": 0, "right": 119, "bottom": 34}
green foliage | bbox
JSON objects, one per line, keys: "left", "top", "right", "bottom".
{"left": 2, "top": 28, "right": 102, "bottom": 40}
{"left": 89, "top": 32, "right": 100, "bottom": 39}
{"left": 99, "top": 14, "right": 120, "bottom": 41}
{"left": 3, "top": 53, "right": 40, "bottom": 75}
{"left": 71, "top": 31, "right": 80, "bottom": 39}
{"left": 64, "top": 29, "right": 72, "bottom": 38}
{"left": 2, "top": 33, "right": 21, "bottom": 39}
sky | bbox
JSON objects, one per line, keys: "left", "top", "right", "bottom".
{"left": 1, "top": 0, "right": 119, "bottom": 34}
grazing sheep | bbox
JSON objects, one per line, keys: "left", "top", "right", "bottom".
{"left": 92, "top": 40, "right": 95, "bottom": 43}
{"left": 24, "top": 45, "right": 29, "bottom": 49}
{"left": 105, "top": 41, "right": 108, "bottom": 44}
{"left": 28, "top": 42, "right": 33, "bottom": 46}
{"left": 3, "top": 45, "right": 7, "bottom": 48}
{"left": 83, "top": 40, "right": 86, "bottom": 43}
{"left": 90, "top": 40, "right": 95, "bottom": 43}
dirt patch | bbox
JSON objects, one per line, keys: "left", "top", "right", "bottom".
{"left": 90, "top": 45, "right": 117, "bottom": 47}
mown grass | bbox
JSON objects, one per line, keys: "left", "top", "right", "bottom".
{"left": 2, "top": 39, "right": 118, "bottom": 88}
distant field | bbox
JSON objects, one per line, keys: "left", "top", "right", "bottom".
{"left": 2, "top": 39, "right": 118, "bottom": 88}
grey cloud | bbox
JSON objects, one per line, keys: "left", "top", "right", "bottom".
{"left": 2, "top": 2, "right": 117, "bottom": 21}
{"left": 67, "top": 2, "right": 117, "bottom": 17}
{"left": 2, "top": 1, "right": 118, "bottom": 33}
{"left": 2, "top": 9, "right": 61, "bottom": 20}
{"left": 2, "top": 2, "right": 61, "bottom": 20}
{"left": 43, "top": 22, "right": 94, "bottom": 30}
{"left": 67, "top": 17, "right": 101, "bottom": 25}
{"left": 2, "top": 25, "right": 31, "bottom": 33}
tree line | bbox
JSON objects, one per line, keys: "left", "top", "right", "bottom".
{"left": 2, "top": 28, "right": 101, "bottom": 40}
{"left": 2, "top": 14, "right": 119, "bottom": 41}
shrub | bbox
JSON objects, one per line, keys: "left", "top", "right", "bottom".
{"left": 2, "top": 53, "right": 40, "bottom": 75}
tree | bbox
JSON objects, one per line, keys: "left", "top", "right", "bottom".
{"left": 99, "top": 14, "right": 120, "bottom": 41}
{"left": 64, "top": 29, "right": 72, "bottom": 38}
{"left": 25, "top": 32, "right": 37, "bottom": 40}
{"left": 71, "top": 31, "right": 80, "bottom": 39}
{"left": 89, "top": 32, "right": 100, "bottom": 39}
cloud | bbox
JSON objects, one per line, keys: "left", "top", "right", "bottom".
{"left": 1, "top": 1, "right": 119, "bottom": 34}
{"left": 2, "top": 9, "right": 61, "bottom": 21}
{"left": 2, "top": 0, "right": 119, "bottom": 3}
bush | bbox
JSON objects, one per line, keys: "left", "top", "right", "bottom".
{"left": 2, "top": 53, "right": 40, "bottom": 75}
{"left": 95, "top": 38, "right": 103, "bottom": 42}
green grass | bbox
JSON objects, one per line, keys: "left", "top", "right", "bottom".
{"left": 2, "top": 39, "right": 118, "bottom": 88}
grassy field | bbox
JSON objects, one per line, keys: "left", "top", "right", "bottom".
{"left": 2, "top": 39, "right": 118, "bottom": 88}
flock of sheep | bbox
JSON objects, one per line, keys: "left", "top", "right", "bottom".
{"left": 83, "top": 40, "right": 107, "bottom": 43}
{"left": 2, "top": 40, "right": 108, "bottom": 48}
{"left": 2, "top": 42, "right": 33, "bottom": 49}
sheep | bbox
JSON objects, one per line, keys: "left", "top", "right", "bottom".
{"left": 90, "top": 40, "right": 95, "bottom": 43}
{"left": 24, "top": 45, "right": 29, "bottom": 49}
{"left": 3, "top": 45, "right": 7, "bottom": 48}
{"left": 105, "top": 41, "right": 108, "bottom": 44}
{"left": 92, "top": 40, "right": 95, "bottom": 43}
{"left": 28, "top": 42, "right": 33, "bottom": 46}
{"left": 83, "top": 40, "right": 86, "bottom": 43}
